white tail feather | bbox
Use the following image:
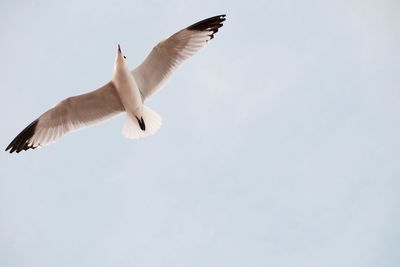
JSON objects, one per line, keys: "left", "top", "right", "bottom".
{"left": 122, "top": 106, "right": 162, "bottom": 139}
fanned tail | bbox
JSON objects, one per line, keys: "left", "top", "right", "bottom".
{"left": 122, "top": 105, "right": 162, "bottom": 139}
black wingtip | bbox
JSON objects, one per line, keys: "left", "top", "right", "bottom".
{"left": 6, "top": 119, "right": 39, "bottom": 154}
{"left": 186, "top": 14, "right": 226, "bottom": 40}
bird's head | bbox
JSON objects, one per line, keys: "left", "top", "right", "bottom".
{"left": 115, "top": 44, "right": 127, "bottom": 66}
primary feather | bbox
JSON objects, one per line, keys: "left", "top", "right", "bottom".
{"left": 6, "top": 82, "right": 124, "bottom": 153}
{"left": 132, "top": 15, "right": 226, "bottom": 100}
{"left": 6, "top": 15, "right": 226, "bottom": 153}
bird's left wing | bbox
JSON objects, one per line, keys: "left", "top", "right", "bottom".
{"left": 131, "top": 14, "right": 226, "bottom": 101}
{"left": 6, "top": 81, "right": 124, "bottom": 153}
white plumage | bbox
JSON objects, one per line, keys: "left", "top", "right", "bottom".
{"left": 6, "top": 14, "right": 226, "bottom": 153}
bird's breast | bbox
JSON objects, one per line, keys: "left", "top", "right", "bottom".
{"left": 112, "top": 71, "right": 143, "bottom": 114}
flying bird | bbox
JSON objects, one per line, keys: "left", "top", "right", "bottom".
{"left": 6, "top": 14, "right": 226, "bottom": 153}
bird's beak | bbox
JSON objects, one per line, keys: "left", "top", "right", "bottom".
{"left": 118, "top": 44, "right": 121, "bottom": 54}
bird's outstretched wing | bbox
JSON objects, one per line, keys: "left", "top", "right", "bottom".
{"left": 6, "top": 82, "right": 124, "bottom": 153}
{"left": 131, "top": 14, "right": 226, "bottom": 100}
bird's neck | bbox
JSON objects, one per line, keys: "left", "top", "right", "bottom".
{"left": 113, "top": 60, "right": 129, "bottom": 79}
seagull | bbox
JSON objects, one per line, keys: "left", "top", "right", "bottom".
{"left": 6, "top": 14, "right": 226, "bottom": 153}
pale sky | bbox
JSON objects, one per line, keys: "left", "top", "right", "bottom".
{"left": 1, "top": 0, "right": 399, "bottom": 266}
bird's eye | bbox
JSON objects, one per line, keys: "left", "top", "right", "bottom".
{"left": 123, "top": 56, "right": 126, "bottom": 59}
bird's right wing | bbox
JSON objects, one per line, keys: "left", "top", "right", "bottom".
{"left": 131, "top": 14, "right": 226, "bottom": 101}
{"left": 6, "top": 82, "right": 124, "bottom": 153}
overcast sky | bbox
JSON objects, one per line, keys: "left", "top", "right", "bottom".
{"left": 1, "top": 0, "right": 399, "bottom": 266}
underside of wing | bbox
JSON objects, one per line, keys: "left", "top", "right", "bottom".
{"left": 6, "top": 82, "right": 124, "bottom": 153}
{"left": 131, "top": 14, "right": 226, "bottom": 100}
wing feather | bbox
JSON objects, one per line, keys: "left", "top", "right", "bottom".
{"left": 131, "top": 15, "right": 226, "bottom": 100}
{"left": 6, "top": 82, "right": 124, "bottom": 153}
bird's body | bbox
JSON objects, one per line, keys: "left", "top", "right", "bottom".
{"left": 6, "top": 15, "right": 226, "bottom": 153}
{"left": 113, "top": 49, "right": 142, "bottom": 117}
{"left": 112, "top": 46, "right": 146, "bottom": 131}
